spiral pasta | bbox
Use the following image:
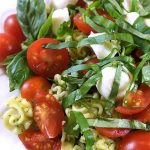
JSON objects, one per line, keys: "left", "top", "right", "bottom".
{"left": 49, "top": 74, "right": 69, "bottom": 101}
{"left": 2, "top": 96, "right": 33, "bottom": 134}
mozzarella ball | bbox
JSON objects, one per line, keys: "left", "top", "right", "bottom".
{"left": 52, "top": 8, "right": 70, "bottom": 35}
{"left": 89, "top": 32, "right": 120, "bottom": 59}
{"left": 96, "top": 67, "right": 131, "bottom": 99}
{"left": 125, "top": 12, "right": 139, "bottom": 25}
{"left": 52, "top": 0, "right": 78, "bottom": 9}
{"left": 144, "top": 18, "right": 150, "bottom": 27}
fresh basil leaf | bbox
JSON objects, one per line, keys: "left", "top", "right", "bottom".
{"left": 64, "top": 112, "right": 80, "bottom": 138}
{"left": 73, "top": 111, "right": 94, "bottom": 150}
{"left": 130, "top": 0, "right": 139, "bottom": 12}
{"left": 17, "top": 0, "right": 47, "bottom": 41}
{"left": 6, "top": 51, "right": 33, "bottom": 91}
{"left": 142, "top": 65, "right": 150, "bottom": 86}
{"left": 56, "top": 21, "right": 74, "bottom": 40}
{"left": 62, "top": 72, "right": 101, "bottom": 108}
{"left": 45, "top": 33, "right": 134, "bottom": 49}
{"left": 38, "top": 9, "right": 53, "bottom": 39}
{"left": 88, "top": 118, "right": 150, "bottom": 130}
{"left": 139, "top": 0, "right": 150, "bottom": 16}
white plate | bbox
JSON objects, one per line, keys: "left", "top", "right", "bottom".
{"left": 0, "top": 68, "right": 25, "bottom": 150}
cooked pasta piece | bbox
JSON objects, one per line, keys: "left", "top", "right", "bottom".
{"left": 49, "top": 74, "right": 69, "bottom": 101}
{"left": 2, "top": 96, "right": 33, "bottom": 134}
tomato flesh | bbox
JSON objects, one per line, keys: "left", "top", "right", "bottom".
{"left": 27, "top": 38, "right": 69, "bottom": 78}
{"left": 116, "top": 85, "right": 150, "bottom": 115}
{"left": 19, "top": 130, "right": 59, "bottom": 150}
{"left": 96, "top": 128, "right": 130, "bottom": 139}
{"left": 21, "top": 76, "right": 51, "bottom": 102}
{"left": 117, "top": 131, "right": 150, "bottom": 150}
{"left": 0, "top": 33, "right": 21, "bottom": 62}
{"left": 33, "top": 94, "right": 64, "bottom": 138}
{"left": 73, "top": 13, "right": 94, "bottom": 35}
{"left": 4, "top": 14, "right": 25, "bottom": 43}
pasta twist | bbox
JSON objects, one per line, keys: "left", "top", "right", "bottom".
{"left": 49, "top": 74, "right": 69, "bottom": 101}
{"left": 2, "top": 96, "right": 33, "bottom": 134}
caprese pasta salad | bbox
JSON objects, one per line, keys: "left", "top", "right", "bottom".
{"left": 0, "top": 0, "right": 150, "bottom": 150}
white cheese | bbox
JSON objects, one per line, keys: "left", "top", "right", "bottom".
{"left": 122, "top": 0, "right": 131, "bottom": 12}
{"left": 96, "top": 67, "right": 131, "bottom": 99}
{"left": 144, "top": 18, "right": 150, "bottom": 27}
{"left": 52, "top": 0, "right": 78, "bottom": 9}
{"left": 52, "top": 8, "right": 70, "bottom": 35}
{"left": 125, "top": 12, "right": 139, "bottom": 25}
{"left": 88, "top": 32, "right": 120, "bottom": 59}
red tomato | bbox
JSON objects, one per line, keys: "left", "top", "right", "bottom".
{"left": 133, "top": 105, "right": 150, "bottom": 123}
{"left": 53, "top": 139, "right": 61, "bottom": 150}
{"left": 19, "top": 130, "right": 59, "bottom": 150}
{"left": 96, "top": 128, "right": 130, "bottom": 139}
{"left": 27, "top": 38, "right": 69, "bottom": 78}
{"left": 33, "top": 94, "right": 64, "bottom": 138}
{"left": 115, "top": 86, "right": 150, "bottom": 115}
{"left": 76, "top": 0, "right": 86, "bottom": 7}
{"left": 97, "top": 9, "right": 113, "bottom": 21}
{"left": 4, "top": 14, "right": 25, "bottom": 43}
{"left": 82, "top": 58, "right": 99, "bottom": 74}
{"left": 73, "top": 13, "right": 94, "bottom": 35}
{"left": 21, "top": 76, "right": 51, "bottom": 101}
{"left": 0, "top": 33, "right": 21, "bottom": 62}
{"left": 117, "top": 131, "right": 150, "bottom": 150}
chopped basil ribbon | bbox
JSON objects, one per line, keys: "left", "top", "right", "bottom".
{"left": 63, "top": 56, "right": 135, "bottom": 75}
{"left": 115, "top": 19, "right": 150, "bottom": 41}
{"left": 105, "top": 65, "right": 122, "bottom": 115}
{"left": 73, "top": 112, "right": 94, "bottom": 150}
{"left": 87, "top": 118, "right": 150, "bottom": 131}
{"left": 62, "top": 72, "right": 102, "bottom": 108}
{"left": 45, "top": 33, "right": 134, "bottom": 49}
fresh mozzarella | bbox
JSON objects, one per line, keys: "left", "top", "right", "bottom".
{"left": 144, "top": 18, "right": 150, "bottom": 27}
{"left": 125, "top": 12, "right": 139, "bottom": 25}
{"left": 122, "top": 0, "right": 131, "bottom": 12}
{"left": 0, "top": 0, "right": 17, "bottom": 32}
{"left": 96, "top": 67, "right": 131, "bottom": 99}
{"left": 52, "top": 0, "right": 78, "bottom": 9}
{"left": 52, "top": 8, "right": 70, "bottom": 35}
{"left": 88, "top": 32, "right": 120, "bottom": 59}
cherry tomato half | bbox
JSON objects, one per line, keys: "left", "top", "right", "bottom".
{"left": 96, "top": 128, "right": 130, "bottom": 139}
{"left": 73, "top": 13, "right": 94, "bottom": 35}
{"left": 33, "top": 94, "right": 64, "bottom": 138}
{"left": 21, "top": 76, "right": 51, "bottom": 102}
{"left": 115, "top": 85, "right": 150, "bottom": 115}
{"left": 0, "top": 33, "right": 21, "bottom": 62}
{"left": 27, "top": 38, "right": 69, "bottom": 78}
{"left": 19, "top": 130, "right": 60, "bottom": 150}
{"left": 117, "top": 131, "right": 150, "bottom": 150}
{"left": 4, "top": 14, "right": 25, "bottom": 43}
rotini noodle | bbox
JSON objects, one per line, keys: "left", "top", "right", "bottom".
{"left": 2, "top": 96, "right": 33, "bottom": 134}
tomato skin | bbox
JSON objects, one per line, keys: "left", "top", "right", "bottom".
{"left": 76, "top": 0, "right": 86, "bottom": 7}
{"left": 97, "top": 9, "right": 113, "bottom": 21}
{"left": 96, "top": 128, "right": 130, "bottom": 139}
{"left": 4, "top": 14, "right": 25, "bottom": 43}
{"left": 117, "top": 131, "right": 150, "bottom": 150}
{"left": 19, "top": 130, "right": 59, "bottom": 150}
{"left": 0, "top": 33, "right": 21, "bottom": 62}
{"left": 116, "top": 86, "right": 150, "bottom": 115}
{"left": 73, "top": 13, "right": 94, "bottom": 35}
{"left": 27, "top": 38, "right": 69, "bottom": 78}
{"left": 33, "top": 94, "right": 64, "bottom": 138}
{"left": 82, "top": 58, "right": 99, "bottom": 75}
{"left": 21, "top": 76, "right": 51, "bottom": 102}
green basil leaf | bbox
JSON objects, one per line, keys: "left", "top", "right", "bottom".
{"left": 62, "top": 72, "right": 101, "bottom": 108}
{"left": 45, "top": 33, "right": 134, "bottom": 49}
{"left": 142, "top": 65, "right": 150, "bottom": 86}
{"left": 6, "top": 51, "right": 33, "bottom": 91}
{"left": 38, "top": 9, "right": 53, "bottom": 39}
{"left": 139, "top": 0, "right": 150, "bottom": 16}
{"left": 88, "top": 118, "right": 150, "bottom": 130}
{"left": 17, "top": 0, "right": 47, "bottom": 41}
{"left": 73, "top": 111, "right": 94, "bottom": 150}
